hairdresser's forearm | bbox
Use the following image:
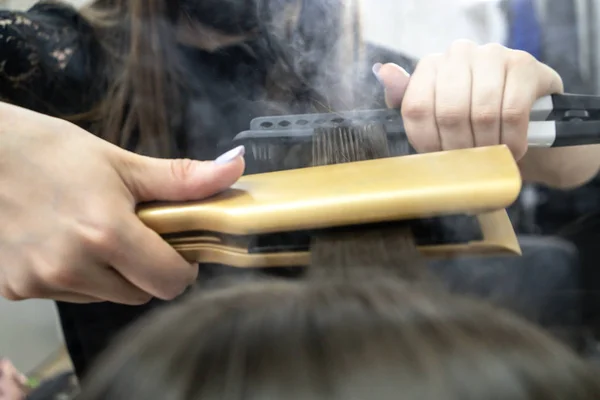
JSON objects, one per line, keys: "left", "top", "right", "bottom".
{"left": 519, "top": 145, "right": 600, "bottom": 189}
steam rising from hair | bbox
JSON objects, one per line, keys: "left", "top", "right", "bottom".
{"left": 79, "top": 0, "right": 367, "bottom": 157}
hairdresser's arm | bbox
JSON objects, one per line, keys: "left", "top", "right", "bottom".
{"left": 0, "top": 102, "right": 245, "bottom": 303}
{"left": 374, "top": 40, "right": 600, "bottom": 189}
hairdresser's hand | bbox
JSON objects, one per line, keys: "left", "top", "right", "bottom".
{"left": 373, "top": 40, "right": 564, "bottom": 160}
{"left": 0, "top": 359, "right": 28, "bottom": 400}
{"left": 0, "top": 102, "right": 245, "bottom": 304}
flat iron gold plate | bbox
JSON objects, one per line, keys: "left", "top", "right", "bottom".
{"left": 137, "top": 145, "right": 522, "bottom": 236}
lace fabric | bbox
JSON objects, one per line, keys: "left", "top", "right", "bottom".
{"left": 0, "top": 1, "right": 98, "bottom": 116}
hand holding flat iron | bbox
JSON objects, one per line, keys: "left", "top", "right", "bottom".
{"left": 373, "top": 39, "right": 563, "bottom": 160}
{"left": 0, "top": 102, "right": 245, "bottom": 304}
{"left": 374, "top": 39, "right": 600, "bottom": 188}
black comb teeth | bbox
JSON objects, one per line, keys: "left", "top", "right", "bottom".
{"left": 313, "top": 125, "right": 391, "bottom": 165}
{"left": 234, "top": 109, "right": 414, "bottom": 174}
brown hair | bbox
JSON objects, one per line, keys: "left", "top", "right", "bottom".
{"left": 77, "top": 0, "right": 365, "bottom": 157}
{"left": 78, "top": 278, "right": 600, "bottom": 400}
{"left": 308, "top": 123, "right": 434, "bottom": 284}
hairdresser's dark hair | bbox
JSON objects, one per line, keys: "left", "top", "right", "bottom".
{"left": 78, "top": 278, "right": 600, "bottom": 400}
{"left": 78, "top": 0, "right": 364, "bottom": 157}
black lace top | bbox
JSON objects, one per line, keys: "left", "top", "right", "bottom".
{"left": 0, "top": 1, "right": 102, "bottom": 117}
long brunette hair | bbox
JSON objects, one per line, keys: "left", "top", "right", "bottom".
{"left": 78, "top": 0, "right": 364, "bottom": 157}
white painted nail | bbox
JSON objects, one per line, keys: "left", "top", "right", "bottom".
{"left": 396, "top": 65, "right": 411, "bottom": 77}
{"left": 214, "top": 145, "right": 245, "bottom": 165}
{"left": 372, "top": 63, "right": 384, "bottom": 86}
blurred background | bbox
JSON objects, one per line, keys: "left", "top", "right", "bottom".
{"left": 1, "top": 0, "right": 599, "bottom": 380}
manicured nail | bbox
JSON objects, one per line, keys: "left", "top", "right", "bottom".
{"left": 214, "top": 145, "right": 245, "bottom": 165}
{"left": 398, "top": 66, "right": 410, "bottom": 77}
{"left": 372, "top": 63, "right": 384, "bottom": 86}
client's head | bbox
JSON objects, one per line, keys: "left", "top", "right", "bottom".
{"left": 78, "top": 277, "right": 600, "bottom": 400}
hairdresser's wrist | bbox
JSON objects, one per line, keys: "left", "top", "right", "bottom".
{"left": 519, "top": 145, "right": 600, "bottom": 189}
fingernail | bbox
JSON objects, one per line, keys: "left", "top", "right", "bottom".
{"left": 372, "top": 63, "right": 384, "bottom": 86}
{"left": 214, "top": 145, "right": 245, "bottom": 165}
{"left": 396, "top": 65, "right": 411, "bottom": 78}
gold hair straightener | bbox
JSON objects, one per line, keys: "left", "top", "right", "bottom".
{"left": 137, "top": 93, "right": 600, "bottom": 268}
{"left": 138, "top": 146, "right": 522, "bottom": 267}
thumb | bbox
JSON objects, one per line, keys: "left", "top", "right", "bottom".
{"left": 536, "top": 62, "right": 565, "bottom": 97}
{"left": 372, "top": 63, "right": 411, "bottom": 109}
{"left": 119, "top": 146, "right": 246, "bottom": 202}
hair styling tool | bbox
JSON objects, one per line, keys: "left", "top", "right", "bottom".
{"left": 138, "top": 145, "right": 522, "bottom": 268}
{"left": 137, "top": 93, "right": 600, "bottom": 268}
{"left": 232, "top": 93, "right": 600, "bottom": 174}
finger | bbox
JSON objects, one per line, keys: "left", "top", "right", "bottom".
{"left": 0, "top": 359, "right": 26, "bottom": 384}
{"left": 108, "top": 216, "right": 198, "bottom": 300}
{"left": 0, "top": 359, "right": 28, "bottom": 398}
{"left": 401, "top": 55, "right": 442, "bottom": 153}
{"left": 373, "top": 63, "right": 411, "bottom": 108}
{"left": 0, "top": 268, "right": 104, "bottom": 303}
{"left": 44, "top": 292, "right": 105, "bottom": 303}
{"left": 502, "top": 51, "right": 544, "bottom": 160}
{"left": 117, "top": 146, "right": 246, "bottom": 203}
{"left": 2, "top": 281, "right": 104, "bottom": 303}
{"left": 66, "top": 266, "right": 153, "bottom": 305}
{"left": 470, "top": 44, "right": 507, "bottom": 147}
{"left": 435, "top": 40, "right": 475, "bottom": 150}
{"left": 535, "top": 61, "right": 565, "bottom": 96}
{"left": 2, "top": 249, "right": 150, "bottom": 305}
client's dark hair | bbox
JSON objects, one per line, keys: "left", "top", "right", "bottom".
{"left": 78, "top": 277, "right": 600, "bottom": 400}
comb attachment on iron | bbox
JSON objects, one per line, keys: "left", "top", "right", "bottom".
{"left": 236, "top": 109, "right": 413, "bottom": 174}
{"left": 312, "top": 124, "right": 390, "bottom": 165}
